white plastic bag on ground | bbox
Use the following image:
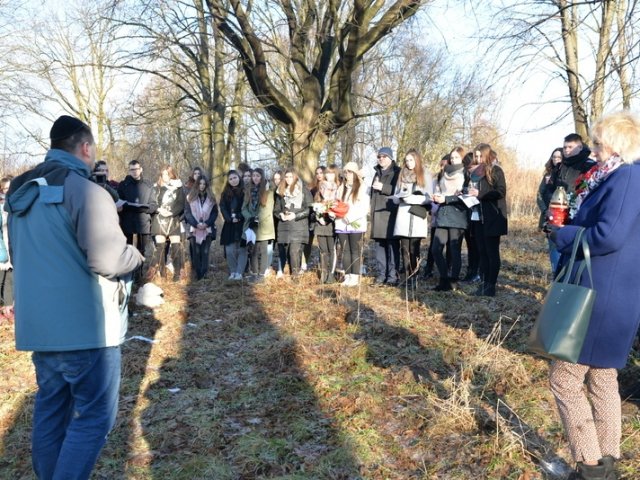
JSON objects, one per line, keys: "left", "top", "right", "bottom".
{"left": 135, "top": 282, "right": 165, "bottom": 308}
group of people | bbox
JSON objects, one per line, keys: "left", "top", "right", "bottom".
{"left": 42, "top": 140, "right": 508, "bottom": 296}
{"left": 207, "top": 143, "right": 508, "bottom": 295}
{"left": 5, "top": 110, "right": 640, "bottom": 480}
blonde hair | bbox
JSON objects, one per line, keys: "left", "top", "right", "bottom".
{"left": 591, "top": 111, "right": 640, "bottom": 162}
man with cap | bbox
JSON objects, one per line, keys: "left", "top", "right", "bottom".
{"left": 5, "top": 115, "right": 144, "bottom": 479}
{"left": 370, "top": 146, "right": 401, "bottom": 286}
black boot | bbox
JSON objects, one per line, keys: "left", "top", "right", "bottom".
{"left": 475, "top": 283, "right": 496, "bottom": 297}
{"left": 146, "top": 244, "right": 164, "bottom": 281}
{"left": 568, "top": 462, "right": 607, "bottom": 480}
{"left": 170, "top": 243, "right": 183, "bottom": 282}
{"left": 601, "top": 456, "right": 618, "bottom": 480}
{"left": 432, "top": 277, "right": 452, "bottom": 292}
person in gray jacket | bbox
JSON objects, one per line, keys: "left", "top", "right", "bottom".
{"left": 6, "top": 115, "right": 144, "bottom": 480}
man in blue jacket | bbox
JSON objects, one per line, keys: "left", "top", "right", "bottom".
{"left": 6, "top": 115, "right": 144, "bottom": 479}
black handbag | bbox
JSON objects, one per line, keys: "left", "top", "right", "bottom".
{"left": 408, "top": 204, "right": 429, "bottom": 219}
{"left": 527, "top": 227, "right": 596, "bottom": 363}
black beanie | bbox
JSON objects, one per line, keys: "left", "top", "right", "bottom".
{"left": 50, "top": 115, "right": 89, "bottom": 142}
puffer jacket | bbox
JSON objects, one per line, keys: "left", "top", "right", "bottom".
{"left": 393, "top": 179, "right": 432, "bottom": 238}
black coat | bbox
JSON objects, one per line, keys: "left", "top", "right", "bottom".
{"left": 477, "top": 165, "right": 508, "bottom": 237}
{"left": 552, "top": 147, "right": 595, "bottom": 195}
{"left": 273, "top": 187, "right": 312, "bottom": 244}
{"left": 219, "top": 188, "right": 245, "bottom": 245}
{"left": 370, "top": 163, "right": 400, "bottom": 239}
{"left": 117, "top": 175, "right": 157, "bottom": 235}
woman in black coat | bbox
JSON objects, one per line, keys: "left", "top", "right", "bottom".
{"left": 273, "top": 168, "right": 312, "bottom": 277}
{"left": 219, "top": 170, "right": 247, "bottom": 280}
{"left": 466, "top": 144, "right": 507, "bottom": 296}
{"left": 149, "top": 165, "right": 186, "bottom": 281}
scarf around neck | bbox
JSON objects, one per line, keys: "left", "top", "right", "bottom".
{"left": 438, "top": 164, "right": 465, "bottom": 195}
{"left": 189, "top": 193, "right": 215, "bottom": 244}
{"left": 400, "top": 167, "right": 417, "bottom": 185}
{"left": 569, "top": 155, "right": 624, "bottom": 219}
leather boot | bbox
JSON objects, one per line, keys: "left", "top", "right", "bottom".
{"left": 433, "top": 277, "right": 452, "bottom": 292}
{"left": 475, "top": 282, "right": 496, "bottom": 297}
{"left": 568, "top": 462, "right": 607, "bottom": 480}
{"left": 170, "top": 243, "right": 183, "bottom": 282}
{"left": 146, "top": 244, "right": 163, "bottom": 280}
{"left": 601, "top": 456, "right": 618, "bottom": 480}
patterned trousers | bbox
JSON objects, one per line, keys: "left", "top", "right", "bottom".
{"left": 549, "top": 360, "right": 621, "bottom": 463}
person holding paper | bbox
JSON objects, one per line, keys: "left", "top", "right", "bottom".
{"left": 117, "top": 160, "right": 157, "bottom": 258}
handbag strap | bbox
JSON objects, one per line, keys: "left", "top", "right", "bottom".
{"left": 555, "top": 227, "right": 594, "bottom": 288}
{"left": 556, "top": 227, "right": 584, "bottom": 284}
{"left": 575, "top": 235, "right": 594, "bottom": 288}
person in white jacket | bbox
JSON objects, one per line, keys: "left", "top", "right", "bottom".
{"left": 333, "top": 162, "right": 370, "bottom": 287}
{"left": 392, "top": 149, "right": 433, "bottom": 283}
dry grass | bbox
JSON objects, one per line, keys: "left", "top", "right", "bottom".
{"left": 1, "top": 215, "right": 640, "bottom": 479}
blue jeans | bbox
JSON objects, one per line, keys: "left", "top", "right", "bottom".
{"left": 31, "top": 347, "right": 121, "bottom": 480}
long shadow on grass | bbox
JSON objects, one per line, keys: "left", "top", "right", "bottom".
{"left": 0, "top": 392, "right": 35, "bottom": 476}
{"left": 332, "top": 285, "right": 574, "bottom": 479}
{"left": 137, "top": 252, "right": 361, "bottom": 479}
{"left": 98, "top": 298, "right": 162, "bottom": 477}
{"left": 0, "top": 295, "right": 162, "bottom": 479}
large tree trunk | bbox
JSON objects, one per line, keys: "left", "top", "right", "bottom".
{"left": 211, "top": 16, "right": 228, "bottom": 192}
{"left": 290, "top": 118, "right": 328, "bottom": 183}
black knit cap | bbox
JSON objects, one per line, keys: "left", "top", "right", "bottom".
{"left": 50, "top": 115, "right": 89, "bottom": 142}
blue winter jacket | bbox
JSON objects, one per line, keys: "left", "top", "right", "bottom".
{"left": 555, "top": 163, "right": 640, "bottom": 368}
{"left": 6, "top": 149, "right": 143, "bottom": 351}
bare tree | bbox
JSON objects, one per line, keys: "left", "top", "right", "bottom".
{"left": 4, "top": 1, "right": 129, "bottom": 160}
{"left": 113, "top": 0, "right": 246, "bottom": 189}
{"left": 481, "top": 0, "right": 640, "bottom": 139}
{"left": 207, "top": 0, "right": 428, "bottom": 181}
